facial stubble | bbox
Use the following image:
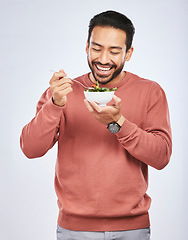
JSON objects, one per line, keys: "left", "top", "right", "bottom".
{"left": 87, "top": 57, "right": 125, "bottom": 85}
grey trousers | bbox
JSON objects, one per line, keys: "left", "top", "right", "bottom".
{"left": 57, "top": 225, "right": 151, "bottom": 240}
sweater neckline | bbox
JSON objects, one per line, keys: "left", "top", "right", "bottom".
{"left": 83, "top": 71, "right": 131, "bottom": 89}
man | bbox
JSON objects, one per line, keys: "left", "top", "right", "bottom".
{"left": 20, "top": 10, "right": 172, "bottom": 240}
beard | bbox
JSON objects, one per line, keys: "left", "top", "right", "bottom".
{"left": 87, "top": 58, "right": 125, "bottom": 85}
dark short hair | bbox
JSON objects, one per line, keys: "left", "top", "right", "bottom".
{"left": 88, "top": 10, "right": 135, "bottom": 51}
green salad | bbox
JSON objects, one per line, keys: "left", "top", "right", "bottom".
{"left": 85, "top": 81, "right": 118, "bottom": 92}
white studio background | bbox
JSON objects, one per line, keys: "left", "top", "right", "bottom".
{"left": 0, "top": 0, "right": 187, "bottom": 239}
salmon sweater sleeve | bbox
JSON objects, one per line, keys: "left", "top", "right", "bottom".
{"left": 20, "top": 72, "right": 172, "bottom": 232}
{"left": 116, "top": 82, "right": 172, "bottom": 170}
{"left": 20, "top": 90, "right": 63, "bottom": 158}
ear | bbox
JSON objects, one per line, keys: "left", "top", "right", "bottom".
{"left": 125, "top": 46, "right": 134, "bottom": 61}
{"left": 86, "top": 41, "right": 89, "bottom": 54}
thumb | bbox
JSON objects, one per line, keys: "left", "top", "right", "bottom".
{"left": 59, "top": 69, "right": 67, "bottom": 77}
{"left": 112, "top": 95, "right": 121, "bottom": 109}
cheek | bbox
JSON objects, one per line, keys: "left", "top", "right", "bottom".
{"left": 118, "top": 53, "right": 126, "bottom": 65}
{"left": 87, "top": 51, "right": 95, "bottom": 63}
{"left": 89, "top": 51, "right": 99, "bottom": 61}
{"left": 113, "top": 55, "right": 125, "bottom": 67}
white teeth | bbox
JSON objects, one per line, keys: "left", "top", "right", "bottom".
{"left": 96, "top": 65, "right": 111, "bottom": 71}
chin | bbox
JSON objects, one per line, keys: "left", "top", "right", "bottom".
{"left": 94, "top": 74, "right": 114, "bottom": 85}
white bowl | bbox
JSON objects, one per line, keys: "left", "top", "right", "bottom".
{"left": 84, "top": 91, "right": 115, "bottom": 106}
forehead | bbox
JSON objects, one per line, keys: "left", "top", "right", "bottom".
{"left": 90, "top": 26, "right": 127, "bottom": 47}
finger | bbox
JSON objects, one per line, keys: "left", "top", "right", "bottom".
{"left": 61, "top": 86, "right": 73, "bottom": 96}
{"left": 49, "top": 71, "right": 67, "bottom": 84}
{"left": 55, "top": 82, "right": 72, "bottom": 91}
{"left": 89, "top": 101, "right": 102, "bottom": 113}
{"left": 50, "top": 78, "right": 73, "bottom": 88}
{"left": 56, "top": 78, "right": 73, "bottom": 86}
{"left": 59, "top": 69, "right": 66, "bottom": 73}
{"left": 51, "top": 84, "right": 73, "bottom": 96}
{"left": 53, "top": 86, "right": 73, "bottom": 97}
{"left": 112, "top": 95, "right": 121, "bottom": 109}
{"left": 84, "top": 99, "right": 94, "bottom": 112}
{"left": 50, "top": 81, "right": 73, "bottom": 96}
{"left": 55, "top": 72, "right": 67, "bottom": 79}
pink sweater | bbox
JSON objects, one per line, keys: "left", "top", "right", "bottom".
{"left": 20, "top": 72, "right": 172, "bottom": 231}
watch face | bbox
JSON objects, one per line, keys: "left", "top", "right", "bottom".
{"left": 107, "top": 123, "right": 120, "bottom": 133}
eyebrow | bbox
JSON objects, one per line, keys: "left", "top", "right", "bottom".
{"left": 91, "top": 41, "right": 122, "bottom": 50}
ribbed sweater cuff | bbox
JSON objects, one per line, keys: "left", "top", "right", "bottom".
{"left": 116, "top": 118, "right": 137, "bottom": 139}
{"left": 43, "top": 98, "right": 65, "bottom": 118}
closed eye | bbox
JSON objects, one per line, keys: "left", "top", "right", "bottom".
{"left": 92, "top": 48, "right": 101, "bottom": 52}
{"left": 110, "top": 51, "right": 120, "bottom": 55}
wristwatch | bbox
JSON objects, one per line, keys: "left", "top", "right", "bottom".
{"left": 107, "top": 115, "right": 125, "bottom": 133}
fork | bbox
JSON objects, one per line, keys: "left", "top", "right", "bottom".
{"left": 50, "top": 70, "right": 93, "bottom": 89}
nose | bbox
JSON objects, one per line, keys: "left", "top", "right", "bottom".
{"left": 99, "top": 50, "right": 110, "bottom": 65}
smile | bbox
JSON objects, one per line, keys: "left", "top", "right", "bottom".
{"left": 94, "top": 64, "right": 114, "bottom": 77}
{"left": 96, "top": 64, "right": 111, "bottom": 71}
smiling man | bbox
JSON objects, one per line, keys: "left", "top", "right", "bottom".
{"left": 20, "top": 10, "right": 172, "bottom": 240}
{"left": 86, "top": 26, "right": 131, "bottom": 85}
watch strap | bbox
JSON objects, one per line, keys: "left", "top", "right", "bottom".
{"left": 117, "top": 115, "right": 125, "bottom": 127}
